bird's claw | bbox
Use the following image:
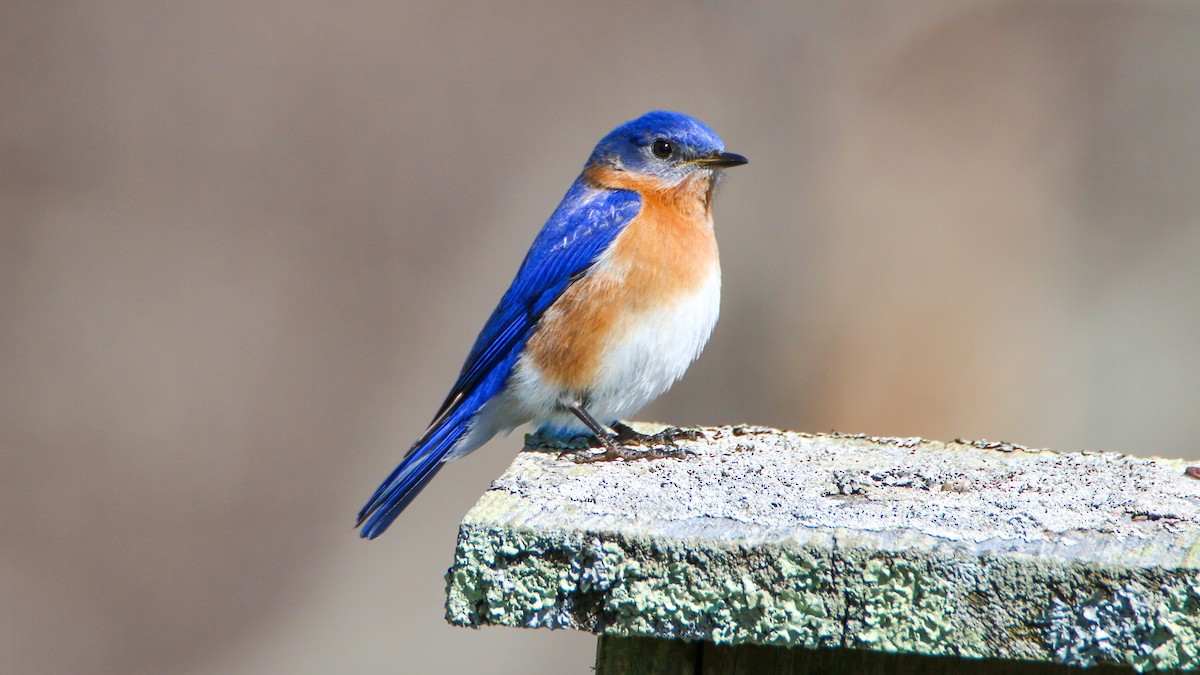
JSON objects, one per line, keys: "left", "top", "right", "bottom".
{"left": 561, "top": 443, "right": 696, "bottom": 464}
{"left": 558, "top": 423, "right": 702, "bottom": 463}
{"left": 612, "top": 422, "right": 705, "bottom": 446}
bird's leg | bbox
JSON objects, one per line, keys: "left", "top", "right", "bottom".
{"left": 565, "top": 402, "right": 622, "bottom": 454}
{"left": 560, "top": 401, "right": 696, "bottom": 463}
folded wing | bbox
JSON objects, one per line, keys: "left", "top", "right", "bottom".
{"left": 356, "top": 180, "right": 640, "bottom": 538}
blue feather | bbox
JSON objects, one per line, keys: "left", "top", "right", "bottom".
{"left": 356, "top": 178, "right": 641, "bottom": 538}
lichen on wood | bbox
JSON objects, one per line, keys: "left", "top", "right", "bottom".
{"left": 445, "top": 425, "right": 1200, "bottom": 672}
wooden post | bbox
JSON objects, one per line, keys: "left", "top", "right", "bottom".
{"left": 595, "top": 635, "right": 1138, "bottom": 674}
{"left": 444, "top": 425, "right": 1200, "bottom": 673}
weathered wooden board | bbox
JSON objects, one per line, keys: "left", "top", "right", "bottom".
{"left": 445, "top": 425, "right": 1200, "bottom": 671}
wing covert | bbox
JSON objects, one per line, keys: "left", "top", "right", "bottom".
{"left": 430, "top": 178, "right": 641, "bottom": 427}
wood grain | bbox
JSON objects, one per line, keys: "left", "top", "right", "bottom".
{"left": 445, "top": 425, "right": 1200, "bottom": 672}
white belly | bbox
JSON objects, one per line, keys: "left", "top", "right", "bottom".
{"left": 497, "top": 266, "right": 720, "bottom": 434}
{"left": 585, "top": 268, "right": 721, "bottom": 421}
{"left": 446, "top": 265, "right": 720, "bottom": 460}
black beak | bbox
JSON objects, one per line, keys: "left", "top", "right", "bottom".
{"left": 696, "top": 151, "right": 748, "bottom": 168}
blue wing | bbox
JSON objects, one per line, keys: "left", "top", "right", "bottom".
{"left": 357, "top": 178, "right": 641, "bottom": 538}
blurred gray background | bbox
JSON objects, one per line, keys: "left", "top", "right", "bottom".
{"left": 3, "top": 1, "right": 1199, "bottom": 673}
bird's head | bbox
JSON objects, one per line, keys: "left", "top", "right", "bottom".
{"left": 584, "top": 111, "right": 747, "bottom": 190}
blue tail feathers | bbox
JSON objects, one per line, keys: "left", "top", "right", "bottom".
{"left": 356, "top": 401, "right": 476, "bottom": 539}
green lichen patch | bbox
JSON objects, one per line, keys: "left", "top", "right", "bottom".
{"left": 1047, "top": 574, "right": 1200, "bottom": 672}
{"left": 850, "top": 557, "right": 957, "bottom": 655}
{"left": 598, "top": 542, "right": 841, "bottom": 647}
{"left": 443, "top": 425, "right": 1200, "bottom": 669}
{"left": 446, "top": 525, "right": 842, "bottom": 648}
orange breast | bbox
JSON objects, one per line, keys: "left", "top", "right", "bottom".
{"left": 523, "top": 167, "right": 720, "bottom": 390}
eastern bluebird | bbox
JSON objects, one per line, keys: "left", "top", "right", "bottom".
{"left": 357, "top": 111, "right": 746, "bottom": 538}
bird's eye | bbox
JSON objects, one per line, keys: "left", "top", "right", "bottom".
{"left": 651, "top": 138, "right": 673, "bottom": 159}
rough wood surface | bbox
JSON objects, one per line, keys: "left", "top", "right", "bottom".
{"left": 444, "top": 425, "right": 1200, "bottom": 672}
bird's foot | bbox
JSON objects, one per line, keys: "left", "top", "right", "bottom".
{"left": 562, "top": 442, "right": 696, "bottom": 464}
{"left": 559, "top": 423, "right": 702, "bottom": 463}
{"left": 611, "top": 422, "right": 706, "bottom": 446}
